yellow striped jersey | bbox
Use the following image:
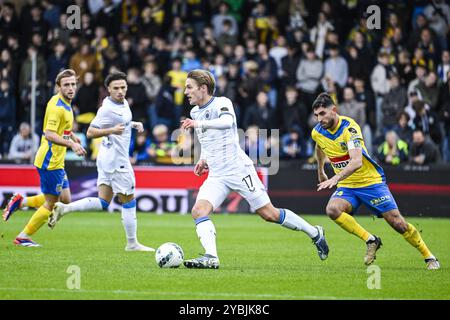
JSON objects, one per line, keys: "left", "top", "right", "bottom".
{"left": 311, "top": 116, "right": 385, "bottom": 188}
{"left": 34, "top": 95, "right": 74, "bottom": 170}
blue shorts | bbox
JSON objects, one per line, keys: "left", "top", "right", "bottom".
{"left": 37, "top": 168, "right": 69, "bottom": 196}
{"left": 331, "top": 183, "right": 398, "bottom": 218}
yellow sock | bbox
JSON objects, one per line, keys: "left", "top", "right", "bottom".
{"left": 402, "top": 223, "right": 433, "bottom": 259}
{"left": 23, "top": 206, "right": 52, "bottom": 236}
{"left": 25, "top": 194, "right": 46, "bottom": 208}
{"left": 334, "top": 212, "right": 371, "bottom": 242}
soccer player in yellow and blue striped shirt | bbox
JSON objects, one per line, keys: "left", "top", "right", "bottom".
{"left": 9, "top": 69, "right": 86, "bottom": 247}
{"left": 311, "top": 93, "right": 440, "bottom": 270}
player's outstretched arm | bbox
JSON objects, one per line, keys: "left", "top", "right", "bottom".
{"left": 181, "top": 114, "right": 233, "bottom": 130}
{"left": 86, "top": 123, "right": 125, "bottom": 139}
{"left": 45, "top": 130, "right": 87, "bottom": 157}
{"left": 317, "top": 147, "right": 362, "bottom": 191}
{"left": 315, "top": 144, "right": 328, "bottom": 183}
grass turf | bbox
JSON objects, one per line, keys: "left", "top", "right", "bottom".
{"left": 0, "top": 211, "right": 449, "bottom": 300}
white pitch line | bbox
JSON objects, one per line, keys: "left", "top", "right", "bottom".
{"left": 0, "top": 287, "right": 367, "bottom": 300}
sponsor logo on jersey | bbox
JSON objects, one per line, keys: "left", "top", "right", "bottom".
{"left": 370, "top": 195, "right": 392, "bottom": 206}
{"left": 329, "top": 154, "right": 350, "bottom": 169}
{"left": 348, "top": 127, "right": 358, "bottom": 134}
{"left": 340, "top": 142, "right": 348, "bottom": 151}
{"left": 63, "top": 130, "right": 71, "bottom": 140}
{"left": 220, "top": 107, "right": 229, "bottom": 112}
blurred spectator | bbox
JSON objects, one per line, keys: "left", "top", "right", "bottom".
{"left": 90, "top": 26, "right": 109, "bottom": 75}
{"left": 217, "top": 19, "right": 239, "bottom": 52}
{"left": 47, "top": 40, "right": 70, "bottom": 88}
{"left": 281, "top": 44, "right": 300, "bottom": 87}
{"left": 150, "top": 75, "right": 176, "bottom": 130}
{"left": 281, "top": 127, "right": 307, "bottom": 159}
{"left": 339, "top": 86, "right": 373, "bottom": 154}
{"left": 439, "top": 73, "right": 450, "bottom": 161}
{"left": 8, "top": 122, "right": 39, "bottom": 161}
{"left": 0, "top": 79, "right": 16, "bottom": 158}
{"left": 437, "top": 50, "right": 450, "bottom": 82}
{"left": 381, "top": 74, "right": 407, "bottom": 131}
{"left": 310, "top": 11, "right": 335, "bottom": 60}
{"left": 181, "top": 49, "right": 202, "bottom": 73}
{"left": 167, "top": 57, "right": 188, "bottom": 111}
{"left": 296, "top": 46, "right": 323, "bottom": 109}
{"left": 346, "top": 45, "right": 370, "bottom": 85}
{"left": 126, "top": 68, "right": 150, "bottom": 125}
{"left": 393, "top": 112, "right": 414, "bottom": 146}
{"left": 73, "top": 72, "right": 99, "bottom": 126}
{"left": 118, "top": 36, "right": 141, "bottom": 70}
{"left": 396, "top": 50, "right": 415, "bottom": 86}
{"left": 238, "top": 60, "right": 262, "bottom": 114}
{"left": 243, "top": 91, "right": 274, "bottom": 130}
{"left": 69, "top": 42, "right": 101, "bottom": 85}
{"left": 0, "top": 2, "right": 19, "bottom": 36}
{"left": 354, "top": 77, "right": 376, "bottom": 133}
{"left": 148, "top": 124, "right": 176, "bottom": 164}
{"left": 409, "top": 129, "right": 441, "bottom": 165}
{"left": 256, "top": 43, "right": 278, "bottom": 107}
{"left": 322, "top": 44, "right": 348, "bottom": 90}
{"left": 130, "top": 130, "right": 151, "bottom": 165}
{"left": 279, "top": 86, "right": 308, "bottom": 136}
{"left": 141, "top": 60, "right": 162, "bottom": 104}
{"left": 412, "top": 100, "right": 443, "bottom": 145}
{"left": 423, "top": 0, "right": 449, "bottom": 50}
{"left": 244, "top": 125, "right": 266, "bottom": 164}
{"left": 416, "top": 71, "right": 441, "bottom": 111}
{"left": 377, "top": 130, "right": 409, "bottom": 166}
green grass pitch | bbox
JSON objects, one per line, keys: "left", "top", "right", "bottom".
{"left": 0, "top": 211, "right": 449, "bottom": 300}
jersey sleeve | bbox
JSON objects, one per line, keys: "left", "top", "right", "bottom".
{"left": 90, "top": 107, "right": 112, "bottom": 129}
{"left": 45, "top": 105, "right": 63, "bottom": 132}
{"left": 217, "top": 97, "right": 235, "bottom": 119}
{"left": 343, "top": 122, "right": 363, "bottom": 150}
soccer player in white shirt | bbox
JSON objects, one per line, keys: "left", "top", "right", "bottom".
{"left": 48, "top": 71, "right": 154, "bottom": 252}
{"left": 181, "top": 69, "right": 329, "bottom": 268}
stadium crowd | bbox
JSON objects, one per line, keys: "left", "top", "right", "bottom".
{"left": 0, "top": 0, "right": 449, "bottom": 166}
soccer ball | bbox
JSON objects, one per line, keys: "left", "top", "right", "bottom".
{"left": 155, "top": 242, "right": 184, "bottom": 268}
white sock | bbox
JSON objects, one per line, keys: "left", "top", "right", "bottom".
{"left": 366, "top": 235, "right": 376, "bottom": 242}
{"left": 63, "top": 197, "right": 107, "bottom": 216}
{"left": 195, "top": 217, "right": 218, "bottom": 257}
{"left": 21, "top": 197, "right": 28, "bottom": 207}
{"left": 122, "top": 199, "right": 137, "bottom": 245}
{"left": 279, "top": 208, "right": 319, "bottom": 238}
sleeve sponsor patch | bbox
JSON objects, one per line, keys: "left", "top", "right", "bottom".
{"left": 348, "top": 127, "right": 358, "bottom": 134}
{"left": 220, "top": 107, "right": 229, "bottom": 112}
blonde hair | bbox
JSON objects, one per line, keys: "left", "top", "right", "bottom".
{"left": 55, "top": 69, "right": 78, "bottom": 86}
{"left": 187, "top": 69, "right": 215, "bottom": 95}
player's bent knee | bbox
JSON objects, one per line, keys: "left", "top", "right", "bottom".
{"left": 191, "top": 205, "right": 210, "bottom": 219}
{"left": 325, "top": 205, "right": 341, "bottom": 220}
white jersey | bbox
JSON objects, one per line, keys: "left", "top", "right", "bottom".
{"left": 191, "top": 96, "right": 253, "bottom": 177}
{"left": 91, "top": 97, "right": 133, "bottom": 173}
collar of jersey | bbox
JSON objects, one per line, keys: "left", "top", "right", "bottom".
{"left": 315, "top": 116, "right": 350, "bottom": 140}
{"left": 329, "top": 116, "right": 343, "bottom": 134}
{"left": 56, "top": 95, "right": 71, "bottom": 111}
{"left": 198, "top": 96, "right": 215, "bottom": 109}
{"left": 108, "top": 96, "right": 124, "bottom": 106}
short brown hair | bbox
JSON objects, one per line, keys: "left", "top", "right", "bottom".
{"left": 55, "top": 69, "right": 77, "bottom": 86}
{"left": 187, "top": 69, "right": 215, "bottom": 95}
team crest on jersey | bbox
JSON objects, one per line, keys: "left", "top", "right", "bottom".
{"left": 340, "top": 142, "right": 348, "bottom": 151}
{"left": 205, "top": 110, "right": 210, "bottom": 119}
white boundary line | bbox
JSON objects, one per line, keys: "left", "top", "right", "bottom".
{"left": 0, "top": 287, "right": 371, "bottom": 300}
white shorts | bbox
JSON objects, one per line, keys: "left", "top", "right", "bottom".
{"left": 97, "top": 169, "right": 136, "bottom": 195}
{"left": 197, "top": 165, "right": 270, "bottom": 212}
